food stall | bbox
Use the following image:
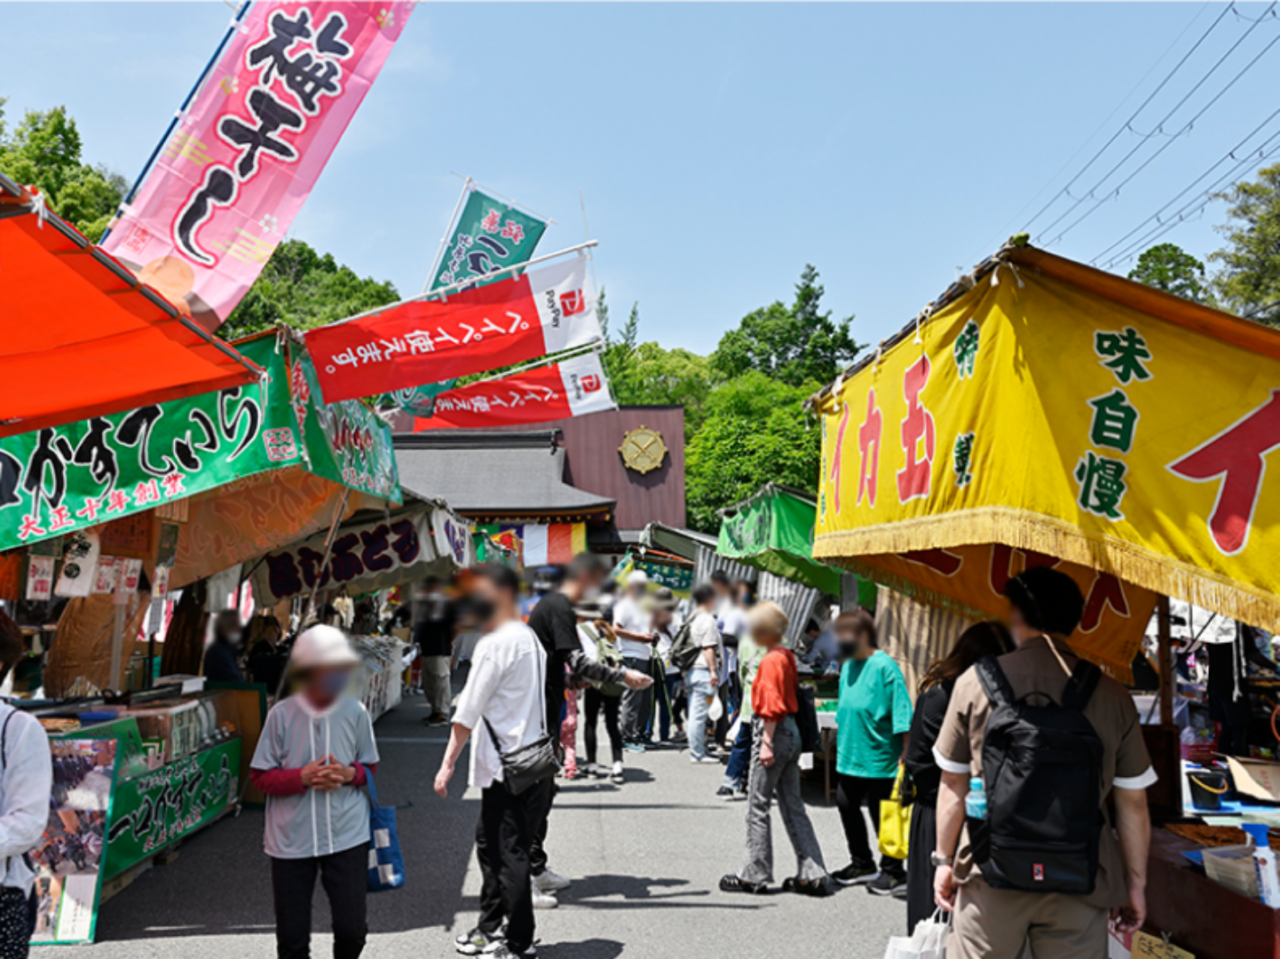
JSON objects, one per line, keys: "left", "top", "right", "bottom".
{"left": 809, "top": 239, "right": 1280, "bottom": 959}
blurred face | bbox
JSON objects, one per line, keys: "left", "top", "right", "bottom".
{"left": 627, "top": 583, "right": 645, "bottom": 600}
{"left": 467, "top": 576, "right": 511, "bottom": 629}
{"left": 653, "top": 607, "right": 672, "bottom": 629}
{"left": 836, "top": 622, "right": 870, "bottom": 658}
{"left": 752, "top": 627, "right": 783, "bottom": 649}
{"left": 305, "top": 664, "right": 353, "bottom": 703}
{"left": 1008, "top": 605, "right": 1035, "bottom": 643}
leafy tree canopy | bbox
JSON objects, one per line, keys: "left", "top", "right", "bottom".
{"left": 221, "top": 238, "right": 400, "bottom": 340}
{"left": 0, "top": 101, "right": 126, "bottom": 242}
{"left": 1211, "top": 163, "right": 1280, "bottom": 323}
{"left": 1128, "top": 243, "right": 1213, "bottom": 304}
{"left": 684, "top": 371, "right": 820, "bottom": 533}
{"left": 711, "top": 265, "right": 863, "bottom": 387}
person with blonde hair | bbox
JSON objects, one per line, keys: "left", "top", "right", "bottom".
{"left": 720, "top": 602, "right": 831, "bottom": 897}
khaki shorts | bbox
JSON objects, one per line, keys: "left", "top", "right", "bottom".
{"left": 948, "top": 876, "right": 1109, "bottom": 959}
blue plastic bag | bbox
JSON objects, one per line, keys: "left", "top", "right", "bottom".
{"left": 366, "top": 772, "right": 404, "bottom": 892}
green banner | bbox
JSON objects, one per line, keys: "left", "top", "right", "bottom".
{"left": 430, "top": 187, "right": 547, "bottom": 292}
{"left": 0, "top": 335, "right": 400, "bottom": 553}
{"left": 102, "top": 738, "right": 241, "bottom": 878}
{"left": 717, "top": 485, "right": 843, "bottom": 595}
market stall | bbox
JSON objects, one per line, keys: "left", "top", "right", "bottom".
{"left": 810, "top": 239, "right": 1280, "bottom": 959}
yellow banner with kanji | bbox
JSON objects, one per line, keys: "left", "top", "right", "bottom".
{"left": 815, "top": 246, "right": 1280, "bottom": 651}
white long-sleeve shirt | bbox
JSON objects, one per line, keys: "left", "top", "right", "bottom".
{"left": 0, "top": 705, "right": 53, "bottom": 893}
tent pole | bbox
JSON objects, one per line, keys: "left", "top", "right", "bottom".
{"left": 1157, "top": 595, "right": 1174, "bottom": 726}
{"left": 302, "top": 488, "right": 352, "bottom": 627}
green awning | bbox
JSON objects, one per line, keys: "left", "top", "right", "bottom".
{"left": 717, "top": 484, "right": 843, "bottom": 595}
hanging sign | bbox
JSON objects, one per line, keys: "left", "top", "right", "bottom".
{"left": 55, "top": 531, "right": 100, "bottom": 600}
{"left": 305, "top": 257, "right": 601, "bottom": 404}
{"left": 430, "top": 186, "right": 548, "bottom": 291}
{"left": 251, "top": 508, "right": 435, "bottom": 604}
{"left": 101, "top": 2, "right": 414, "bottom": 331}
{"left": 26, "top": 555, "right": 55, "bottom": 602}
{"left": 433, "top": 509, "right": 475, "bottom": 569}
{"left": 415, "top": 351, "right": 614, "bottom": 430}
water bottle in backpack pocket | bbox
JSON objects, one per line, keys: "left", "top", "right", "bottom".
{"left": 968, "top": 655, "right": 1105, "bottom": 895}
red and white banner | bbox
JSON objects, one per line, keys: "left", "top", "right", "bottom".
{"left": 415, "top": 351, "right": 615, "bottom": 431}
{"left": 306, "top": 257, "right": 602, "bottom": 404}
{"left": 102, "top": 2, "right": 414, "bottom": 331}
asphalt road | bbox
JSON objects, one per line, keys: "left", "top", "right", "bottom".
{"left": 83, "top": 694, "right": 906, "bottom": 959}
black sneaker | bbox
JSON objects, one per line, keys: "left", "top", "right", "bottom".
{"left": 719, "top": 874, "right": 769, "bottom": 895}
{"left": 782, "top": 876, "right": 834, "bottom": 898}
{"left": 831, "top": 862, "right": 878, "bottom": 886}
{"left": 455, "top": 928, "right": 503, "bottom": 955}
{"left": 867, "top": 871, "right": 906, "bottom": 896}
{"left": 715, "top": 786, "right": 736, "bottom": 800}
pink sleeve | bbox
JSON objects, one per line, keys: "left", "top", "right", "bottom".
{"left": 250, "top": 767, "right": 307, "bottom": 797}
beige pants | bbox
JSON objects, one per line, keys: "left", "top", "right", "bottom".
{"left": 421, "top": 655, "right": 452, "bottom": 716}
{"left": 948, "top": 876, "right": 1109, "bottom": 959}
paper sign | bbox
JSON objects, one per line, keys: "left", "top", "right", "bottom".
{"left": 92, "top": 558, "right": 119, "bottom": 596}
{"left": 113, "top": 559, "right": 143, "bottom": 606}
{"left": 26, "top": 556, "right": 55, "bottom": 602}
{"left": 1226, "top": 756, "right": 1280, "bottom": 803}
{"left": 55, "top": 530, "right": 100, "bottom": 599}
{"left": 1132, "top": 931, "right": 1194, "bottom": 959}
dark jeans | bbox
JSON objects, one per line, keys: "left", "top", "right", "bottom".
{"left": 584, "top": 688, "right": 623, "bottom": 764}
{"left": 620, "top": 657, "right": 654, "bottom": 741}
{"left": 724, "top": 721, "right": 753, "bottom": 789}
{"left": 526, "top": 776, "right": 556, "bottom": 877}
{"left": 835, "top": 773, "right": 904, "bottom": 876}
{"left": 270, "top": 843, "right": 369, "bottom": 959}
{"left": 476, "top": 783, "right": 536, "bottom": 953}
{"left": 667, "top": 674, "right": 685, "bottom": 729}
{"left": 655, "top": 670, "right": 680, "bottom": 740}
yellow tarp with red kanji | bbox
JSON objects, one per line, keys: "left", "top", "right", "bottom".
{"left": 815, "top": 246, "right": 1280, "bottom": 664}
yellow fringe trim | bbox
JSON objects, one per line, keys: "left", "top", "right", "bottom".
{"left": 816, "top": 506, "right": 1280, "bottom": 633}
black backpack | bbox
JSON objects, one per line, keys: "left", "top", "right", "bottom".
{"left": 970, "top": 655, "right": 1105, "bottom": 895}
{"left": 667, "top": 619, "right": 703, "bottom": 674}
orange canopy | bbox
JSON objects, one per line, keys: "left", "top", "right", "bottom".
{"left": 0, "top": 175, "right": 259, "bottom": 439}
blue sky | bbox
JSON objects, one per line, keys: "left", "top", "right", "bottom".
{"left": 5, "top": 2, "right": 1280, "bottom": 355}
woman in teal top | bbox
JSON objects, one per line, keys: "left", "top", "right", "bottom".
{"left": 831, "top": 609, "right": 912, "bottom": 895}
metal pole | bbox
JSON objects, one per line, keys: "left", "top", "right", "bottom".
{"left": 301, "top": 487, "right": 352, "bottom": 626}
{"left": 421, "top": 177, "right": 472, "bottom": 295}
{"left": 1157, "top": 595, "right": 1174, "bottom": 726}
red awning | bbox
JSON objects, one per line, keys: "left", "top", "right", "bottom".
{"left": 0, "top": 174, "right": 260, "bottom": 439}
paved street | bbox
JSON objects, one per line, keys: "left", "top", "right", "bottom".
{"left": 85, "top": 695, "right": 904, "bottom": 959}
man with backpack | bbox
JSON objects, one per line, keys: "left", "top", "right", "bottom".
{"left": 931, "top": 567, "right": 1155, "bottom": 959}
{"left": 673, "top": 585, "right": 724, "bottom": 764}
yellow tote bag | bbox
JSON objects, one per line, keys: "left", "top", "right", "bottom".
{"left": 878, "top": 765, "right": 912, "bottom": 860}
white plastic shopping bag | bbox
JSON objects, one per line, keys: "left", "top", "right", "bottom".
{"left": 883, "top": 908, "right": 950, "bottom": 959}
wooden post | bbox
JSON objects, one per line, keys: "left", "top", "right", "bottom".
{"left": 1157, "top": 595, "right": 1174, "bottom": 726}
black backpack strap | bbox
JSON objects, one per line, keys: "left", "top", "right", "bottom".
{"left": 974, "top": 655, "right": 1015, "bottom": 709}
{"left": 1061, "top": 660, "right": 1102, "bottom": 711}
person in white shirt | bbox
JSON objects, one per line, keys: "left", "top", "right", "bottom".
{"left": 613, "top": 571, "right": 657, "bottom": 750}
{"left": 686, "top": 585, "right": 724, "bottom": 763}
{"left": 0, "top": 611, "right": 53, "bottom": 959}
{"left": 435, "top": 566, "right": 547, "bottom": 959}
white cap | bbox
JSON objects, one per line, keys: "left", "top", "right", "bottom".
{"left": 626, "top": 570, "right": 649, "bottom": 587}
{"left": 291, "top": 624, "right": 360, "bottom": 670}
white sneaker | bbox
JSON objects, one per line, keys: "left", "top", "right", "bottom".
{"left": 530, "top": 884, "right": 558, "bottom": 910}
{"left": 533, "top": 867, "right": 572, "bottom": 893}
{"left": 690, "top": 756, "right": 720, "bottom": 764}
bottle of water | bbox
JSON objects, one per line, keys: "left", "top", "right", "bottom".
{"left": 965, "top": 777, "right": 987, "bottom": 820}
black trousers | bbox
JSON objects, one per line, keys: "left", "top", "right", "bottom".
{"left": 835, "top": 773, "right": 904, "bottom": 876}
{"left": 0, "top": 886, "right": 34, "bottom": 959}
{"left": 270, "top": 843, "right": 369, "bottom": 959}
{"left": 583, "top": 688, "right": 623, "bottom": 764}
{"left": 526, "top": 776, "right": 556, "bottom": 877}
{"left": 906, "top": 800, "right": 937, "bottom": 933}
{"left": 476, "top": 783, "right": 536, "bottom": 952}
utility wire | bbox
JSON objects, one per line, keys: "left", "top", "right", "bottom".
{"left": 1048, "top": 22, "right": 1280, "bottom": 246}
{"left": 1038, "top": 1, "right": 1277, "bottom": 242}
{"left": 1020, "top": 2, "right": 1235, "bottom": 234}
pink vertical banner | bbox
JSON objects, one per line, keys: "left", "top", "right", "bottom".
{"left": 102, "top": 2, "right": 414, "bottom": 331}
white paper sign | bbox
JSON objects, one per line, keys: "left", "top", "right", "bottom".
{"left": 55, "top": 530, "right": 100, "bottom": 599}
{"left": 25, "top": 556, "right": 55, "bottom": 602}
{"left": 92, "top": 557, "right": 120, "bottom": 595}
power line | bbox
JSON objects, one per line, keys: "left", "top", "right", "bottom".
{"left": 1038, "top": 2, "right": 1278, "bottom": 242}
{"left": 1019, "top": 2, "right": 1235, "bottom": 235}
{"left": 1047, "top": 21, "right": 1280, "bottom": 246}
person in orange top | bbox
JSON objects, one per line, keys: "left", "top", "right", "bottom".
{"left": 720, "top": 602, "right": 832, "bottom": 897}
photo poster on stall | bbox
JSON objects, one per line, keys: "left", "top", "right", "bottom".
{"left": 1131, "top": 932, "right": 1194, "bottom": 959}
{"left": 31, "top": 738, "right": 119, "bottom": 945}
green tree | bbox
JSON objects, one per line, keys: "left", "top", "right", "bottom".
{"left": 711, "top": 265, "right": 863, "bottom": 386}
{"left": 1211, "top": 164, "right": 1280, "bottom": 323}
{"left": 0, "top": 103, "right": 125, "bottom": 242}
{"left": 220, "top": 238, "right": 400, "bottom": 339}
{"left": 1127, "top": 243, "right": 1212, "bottom": 304}
{"left": 684, "top": 371, "right": 820, "bottom": 532}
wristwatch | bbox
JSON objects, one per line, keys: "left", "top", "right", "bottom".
{"left": 930, "top": 851, "right": 954, "bottom": 867}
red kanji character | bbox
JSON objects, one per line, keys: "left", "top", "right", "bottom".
{"left": 857, "top": 390, "right": 883, "bottom": 507}
{"left": 901, "top": 548, "right": 963, "bottom": 576}
{"left": 16, "top": 514, "right": 45, "bottom": 541}
{"left": 1169, "top": 389, "right": 1280, "bottom": 555}
{"left": 47, "top": 505, "right": 73, "bottom": 531}
{"left": 988, "top": 545, "right": 1060, "bottom": 596}
{"left": 897, "top": 354, "right": 935, "bottom": 503}
{"left": 480, "top": 209, "right": 502, "bottom": 234}
{"left": 162, "top": 473, "right": 187, "bottom": 498}
{"left": 134, "top": 479, "right": 161, "bottom": 505}
{"left": 1078, "top": 573, "right": 1130, "bottom": 633}
{"left": 106, "top": 489, "right": 132, "bottom": 513}
{"left": 76, "top": 497, "right": 102, "bottom": 522}
{"left": 501, "top": 220, "right": 525, "bottom": 245}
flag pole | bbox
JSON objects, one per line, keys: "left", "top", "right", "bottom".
{"left": 421, "top": 176, "right": 472, "bottom": 295}
{"left": 465, "top": 338, "right": 606, "bottom": 386}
